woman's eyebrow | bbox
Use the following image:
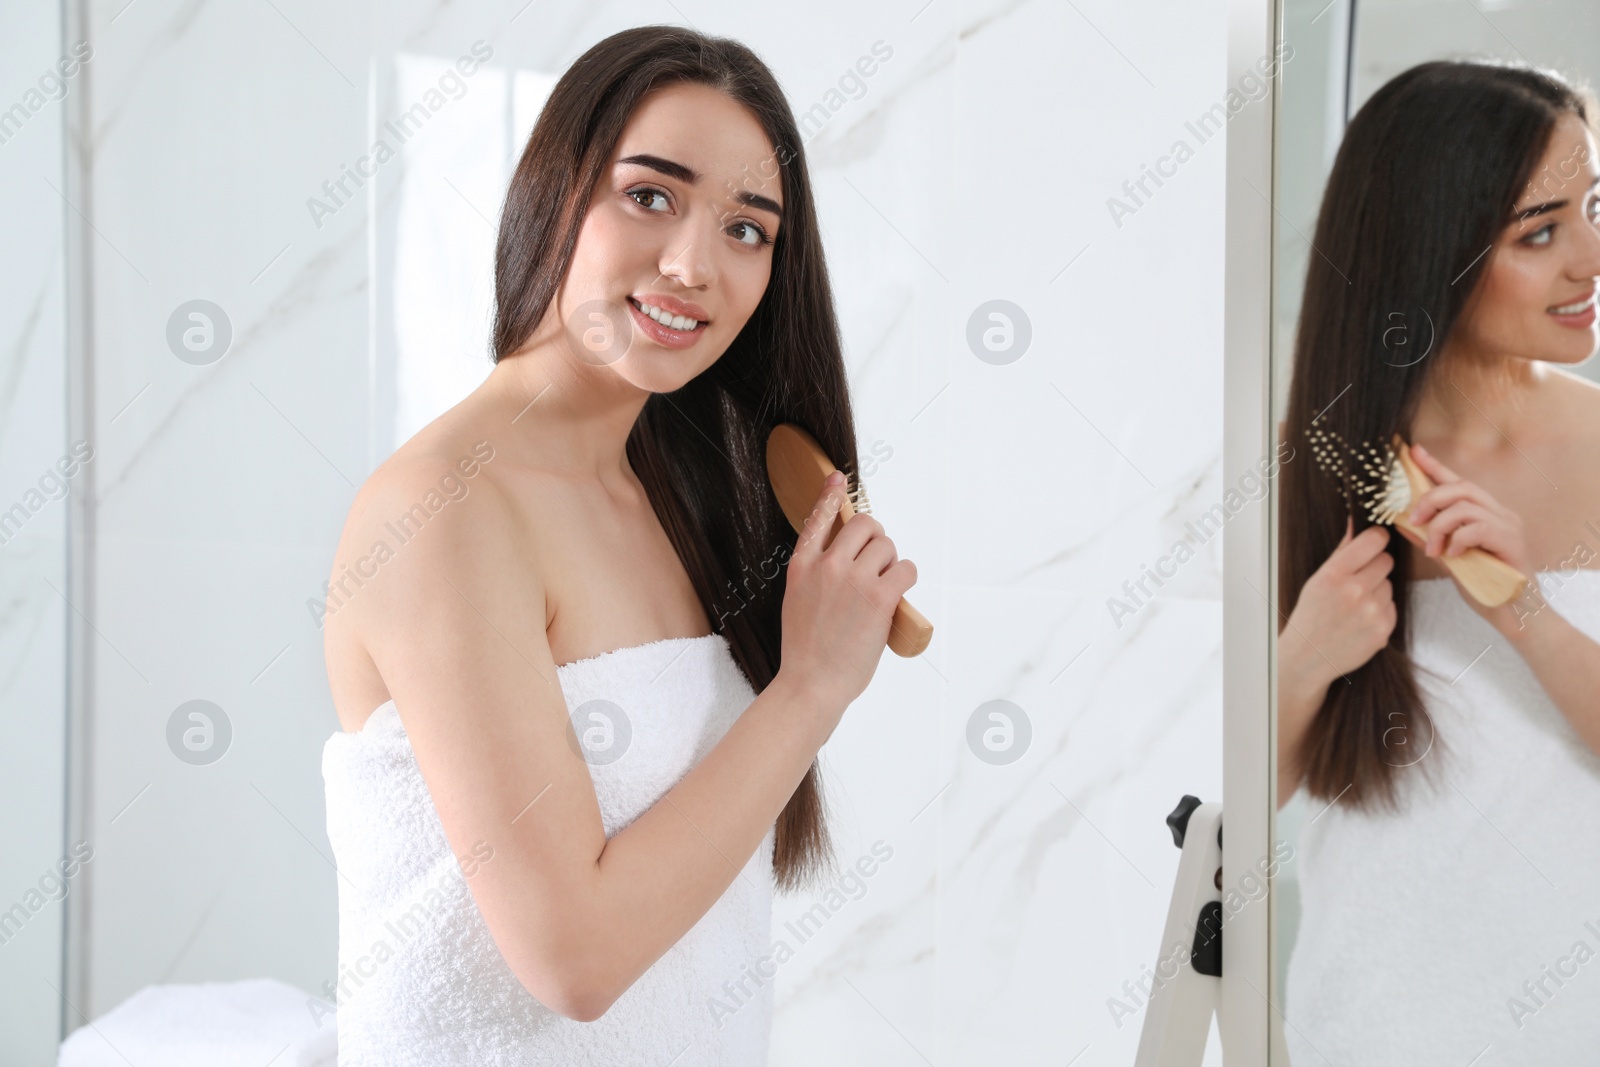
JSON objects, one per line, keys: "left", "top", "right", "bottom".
{"left": 619, "top": 153, "right": 699, "bottom": 184}
{"left": 1513, "top": 173, "right": 1600, "bottom": 219}
{"left": 616, "top": 153, "right": 784, "bottom": 220}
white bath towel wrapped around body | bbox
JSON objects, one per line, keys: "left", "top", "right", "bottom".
{"left": 321, "top": 633, "right": 776, "bottom": 1066}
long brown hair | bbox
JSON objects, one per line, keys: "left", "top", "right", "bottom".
{"left": 1280, "top": 60, "right": 1592, "bottom": 809}
{"left": 490, "top": 26, "right": 857, "bottom": 891}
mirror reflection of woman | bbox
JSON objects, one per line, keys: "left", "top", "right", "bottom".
{"left": 319, "top": 27, "right": 916, "bottom": 1064}
{"left": 1276, "top": 61, "right": 1600, "bottom": 1064}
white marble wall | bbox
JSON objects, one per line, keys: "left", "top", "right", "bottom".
{"left": 9, "top": 0, "right": 1233, "bottom": 1062}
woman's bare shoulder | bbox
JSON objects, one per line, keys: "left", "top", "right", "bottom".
{"left": 346, "top": 436, "right": 496, "bottom": 536}
{"left": 330, "top": 422, "right": 540, "bottom": 619}
{"left": 1541, "top": 366, "right": 1600, "bottom": 445}
{"left": 1546, "top": 362, "right": 1600, "bottom": 397}
{"left": 1537, "top": 366, "right": 1600, "bottom": 507}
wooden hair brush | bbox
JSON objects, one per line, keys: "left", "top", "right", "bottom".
{"left": 1306, "top": 424, "right": 1528, "bottom": 607}
{"left": 765, "top": 423, "right": 933, "bottom": 656}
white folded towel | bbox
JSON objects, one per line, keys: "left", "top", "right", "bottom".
{"left": 56, "top": 977, "right": 337, "bottom": 1067}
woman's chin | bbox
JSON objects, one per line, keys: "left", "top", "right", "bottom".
{"left": 1539, "top": 339, "right": 1600, "bottom": 366}
{"left": 625, "top": 345, "right": 726, "bottom": 390}
{"left": 608, "top": 357, "right": 704, "bottom": 395}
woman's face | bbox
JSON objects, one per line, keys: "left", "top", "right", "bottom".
{"left": 1455, "top": 112, "right": 1600, "bottom": 366}
{"left": 554, "top": 82, "right": 785, "bottom": 393}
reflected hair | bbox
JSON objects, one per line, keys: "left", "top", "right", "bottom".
{"left": 491, "top": 26, "right": 857, "bottom": 892}
{"left": 1280, "top": 59, "right": 1593, "bottom": 809}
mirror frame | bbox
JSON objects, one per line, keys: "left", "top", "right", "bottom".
{"left": 63, "top": 0, "right": 95, "bottom": 1024}
{"left": 1221, "top": 0, "right": 1278, "bottom": 1061}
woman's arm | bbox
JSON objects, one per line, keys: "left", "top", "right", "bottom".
{"left": 346, "top": 462, "right": 909, "bottom": 1022}
{"left": 1407, "top": 443, "right": 1600, "bottom": 760}
{"left": 1502, "top": 597, "right": 1600, "bottom": 758}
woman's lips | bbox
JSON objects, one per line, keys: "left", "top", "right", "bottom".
{"left": 627, "top": 297, "right": 707, "bottom": 350}
{"left": 1547, "top": 292, "right": 1597, "bottom": 329}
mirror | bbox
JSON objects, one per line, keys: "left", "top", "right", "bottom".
{"left": 1272, "top": 1, "right": 1600, "bottom": 1062}
{"left": 5, "top": 2, "right": 1243, "bottom": 1064}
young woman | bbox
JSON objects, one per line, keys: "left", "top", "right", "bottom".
{"left": 1277, "top": 61, "right": 1600, "bottom": 1063}
{"left": 319, "top": 27, "right": 916, "bottom": 1064}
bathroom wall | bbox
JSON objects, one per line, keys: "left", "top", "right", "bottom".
{"left": 11, "top": 0, "right": 1232, "bottom": 1062}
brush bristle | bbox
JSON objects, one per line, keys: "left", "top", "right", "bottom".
{"left": 1368, "top": 449, "right": 1411, "bottom": 525}
{"left": 1305, "top": 420, "right": 1410, "bottom": 526}
{"left": 843, "top": 465, "right": 872, "bottom": 515}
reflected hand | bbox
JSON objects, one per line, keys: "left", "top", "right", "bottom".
{"left": 1407, "top": 442, "right": 1535, "bottom": 634}
{"left": 1281, "top": 519, "right": 1397, "bottom": 691}
{"left": 1275, "top": 519, "right": 1398, "bottom": 806}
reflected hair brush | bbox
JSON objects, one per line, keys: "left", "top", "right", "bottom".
{"left": 1305, "top": 422, "right": 1527, "bottom": 607}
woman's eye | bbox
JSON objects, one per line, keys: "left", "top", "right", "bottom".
{"left": 729, "top": 220, "right": 771, "bottom": 247}
{"left": 628, "top": 187, "right": 670, "bottom": 213}
{"left": 1522, "top": 222, "right": 1555, "bottom": 246}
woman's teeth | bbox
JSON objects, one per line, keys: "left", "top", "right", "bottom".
{"left": 1550, "top": 294, "right": 1596, "bottom": 315}
{"left": 631, "top": 298, "right": 700, "bottom": 331}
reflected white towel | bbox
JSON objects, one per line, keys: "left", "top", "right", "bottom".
{"left": 1285, "top": 572, "right": 1600, "bottom": 1065}
{"left": 56, "top": 977, "right": 337, "bottom": 1066}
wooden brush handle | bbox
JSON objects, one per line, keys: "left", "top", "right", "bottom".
{"left": 765, "top": 423, "right": 933, "bottom": 657}
{"left": 835, "top": 492, "right": 934, "bottom": 658}
{"left": 1394, "top": 442, "right": 1530, "bottom": 608}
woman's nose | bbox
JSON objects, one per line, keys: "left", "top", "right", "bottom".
{"left": 1572, "top": 216, "right": 1600, "bottom": 279}
{"left": 660, "top": 247, "right": 710, "bottom": 289}
{"left": 657, "top": 210, "right": 719, "bottom": 289}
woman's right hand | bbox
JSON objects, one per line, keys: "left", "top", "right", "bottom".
{"left": 777, "top": 470, "right": 918, "bottom": 722}
{"left": 1282, "top": 520, "right": 1398, "bottom": 693}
